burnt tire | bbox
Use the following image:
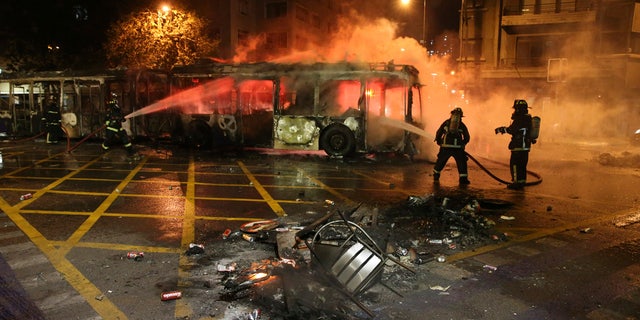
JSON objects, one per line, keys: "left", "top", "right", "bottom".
{"left": 321, "top": 124, "right": 355, "bottom": 157}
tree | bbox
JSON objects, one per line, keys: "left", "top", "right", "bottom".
{"left": 105, "top": 7, "right": 218, "bottom": 70}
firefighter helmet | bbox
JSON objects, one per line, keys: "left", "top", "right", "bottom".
{"left": 108, "top": 92, "right": 119, "bottom": 108}
{"left": 513, "top": 99, "right": 528, "bottom": 113}
{"left": 451, "top": 107, "right": 463, "bottom": 117}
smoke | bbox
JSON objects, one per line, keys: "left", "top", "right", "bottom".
{"left": 231, "top": 9, "right": 466, "bottom": 161}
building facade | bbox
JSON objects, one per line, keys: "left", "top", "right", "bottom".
{"left": 193, "top": 0, "right": 345, "bottom": 61}
{"left": 458, "top": 0, "right": 640, "bottom": 93}
{"left": 457, "top": 0, "right": 640, "bottom": 138}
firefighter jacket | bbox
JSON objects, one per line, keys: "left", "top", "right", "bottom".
{"left": 105, "top": 104, "right": 126, "bottom": 131}
{"left": 42, "top": 103, "right": 61, "bottom": 126}
{"left": 434, "top": 119, "right": 470, "bottom": 149}
{"left": 506, "top": 112, "right": 533, "bottom": 151}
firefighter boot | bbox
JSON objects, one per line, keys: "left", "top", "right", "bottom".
{"left": 507, "top": 182, "right": 524, "bottom": 190}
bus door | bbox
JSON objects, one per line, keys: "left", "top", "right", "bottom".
{"left": 272, "top": 76, "right": 319, "bottom": 150}
{"left": 75, "top": 80, "right": 102, "bottom": 137}
{"left": 237, "top": 79, "right": 274, "bottom": 147}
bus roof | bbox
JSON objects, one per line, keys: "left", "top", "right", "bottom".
{"left": 170, "top": 61, "right": 420, "bottom": 82}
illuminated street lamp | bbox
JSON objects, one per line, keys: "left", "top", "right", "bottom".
{"left": 400, "top": 0, "right": 427, "bottom": 48}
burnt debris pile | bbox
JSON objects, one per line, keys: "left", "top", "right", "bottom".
{"left": 381, "top": 193, "right": 500, "bottom": 264}
{"left": 195, "top": 194, "right": 508, "bottom": 319}
{"left": 596, "top": 151, "right": 640, "bottom": 168}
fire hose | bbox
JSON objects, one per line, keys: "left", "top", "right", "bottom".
{"left": 66, "top": 125, "right": 106, "bottom": 153}
{"left": 465, "top": 151, "right": 542, "bottom": 186}
{"left": 8, "top": 131, "right": 46, "bottom": 143}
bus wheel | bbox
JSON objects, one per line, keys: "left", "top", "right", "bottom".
{"left": 321, "top": 124, "right": 355, "bottom": 157}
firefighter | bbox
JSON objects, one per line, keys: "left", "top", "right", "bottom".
{"left": 433, "top": 107, "right": 471, "bottom": 185}
{"left": 102, "top": 93, "right": 138, "bottom": 159}
{"left": 41, "top": 95, "right": 62, "bottom": 144}
{"left": 495, "top": 99, "right": 536, "bottom": 190}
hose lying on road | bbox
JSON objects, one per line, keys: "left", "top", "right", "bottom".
{"left": 7, "top": 131, "right": 46, "bottom": 143}
{"left": 465, "top": 151, "right": 542, "bottom": 186}
{"left": 66, "top": 125, "right": 106, "bottom": 153}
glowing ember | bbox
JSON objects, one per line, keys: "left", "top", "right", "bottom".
{"left": 249, "top": 272, "right": 269, "bottom": 282}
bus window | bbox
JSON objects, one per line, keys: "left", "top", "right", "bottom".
{"left": 365, "top": 78, "right": 406, "bottom": 120}
{"left": 279, "top": 76, "right": 314, "bottom": 116}
{"left": 318, "top": 79, "right": 360, "bottom": 116}
{"left": 238, "top": 80, "right": 273, "bottom": 114}
{"left": 410, "top": 86, "right": 423, "bottom": 124}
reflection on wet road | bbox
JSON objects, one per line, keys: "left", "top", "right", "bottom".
{"left": 0, "top": 140, "right": 639, "bottom": 319}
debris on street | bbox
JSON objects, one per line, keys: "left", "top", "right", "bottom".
{"left": 180, "top": 191, "right": 510, "bottom": 318}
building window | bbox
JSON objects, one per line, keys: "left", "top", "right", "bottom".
{"left": 311, "top": 13, "right": 321, "bottom": 28}
{"left": 266, "top": 32, "right": 288, "bottom": 49}
{"left": 296, "top": 5, "right": 308, "bottom": 22}
{"left": 295, "top": 35, "right": 307, "bottom": 51}
{"left": 515, "top": 36, "right": 564, "bottom": 67}
{"left": 238, "top": 30, "right": 249, "bottom": 47}
{"left": 266, "top": 1, "right": 287, "bottom": 19}
{"left": 239, "top": 0, "right": 249, "bottom": 15}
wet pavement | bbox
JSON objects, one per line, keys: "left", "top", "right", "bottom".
{"left": 1, "top": 137, "right": 640, "bottom": 320}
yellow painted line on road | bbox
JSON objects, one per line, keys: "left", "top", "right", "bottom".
{"left": 197, "top": 216, "right": 266, "bottom": 222}
{"left": 238, "top": 161, "right": 286, "bottom": 217}
{"left": 49, "top": 241, "right": 182, "bottom": 254}
{"left": 0, "top": 189, "right": 127, "bottom": 319}
{"left": 57, "top": 157, "right": 149, "bottom": 256}
{"left": 295, "top": 168, "right": 356, "bottom": 205}
{"left": 351, "top": 169, "right": 414, "bottom": 196}
{"left": 0, "top": 152, "right": 61, "bottom": 179}
{"left": 20, "top": 210, "right": 272, "bottom": 222}
{"left": 447, "top": 206, "right": 640, "bottom": 262}
{"left": 176, "top": 155, "right": 196, "bottom": 319}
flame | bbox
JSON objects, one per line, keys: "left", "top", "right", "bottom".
{"left": 249, "top": 272, "right": 269, "bottom": 281}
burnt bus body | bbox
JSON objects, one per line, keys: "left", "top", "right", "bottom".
{"left": 169, "top": 61, "right": 424, "bottom": 157}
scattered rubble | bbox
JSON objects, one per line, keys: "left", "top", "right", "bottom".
{"left": 596, "top": 151, "right": 640, "bottom": 167}
{"left": 180, "top": 193, "right": 512, "bottom": 318}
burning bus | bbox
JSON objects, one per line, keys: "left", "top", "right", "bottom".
{"left": 159, "top": 61, "right": 424, "bottom": 157}
{"left": 0, "top": 61, "right": 425, "bottom": 158}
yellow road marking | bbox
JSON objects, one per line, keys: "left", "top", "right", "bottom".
{"left": 351, "top": 169, "right": 414, "bottom": 196}
{"left": 295, "top": 168, "right": 356, "bottom": 205}
{"left": 49, "top": 241, "right": 182, "bottom": 254}
{"left": 57, "top": 157, "right": 148, "bottom": 256}
{"left": 238, "top": 161, "right": 286, "bottom": 217}
{"left": 20, "top": 210, "right": 266, "bottom": 222}
{"left": 447, "top": 206, "right": 640, "bottom": 262}
{"left": 176, "top": 155, "right": 196, "bottom": 318}
{"left": 0, "top": 186, "right": 127, "bottom": 319}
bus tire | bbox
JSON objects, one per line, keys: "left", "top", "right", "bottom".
{"left": 321, "top": 124, "right": 355, "bottom": 157}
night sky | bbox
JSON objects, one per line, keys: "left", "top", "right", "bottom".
{"left": 0, "top": 0, "right": 461, "bottom": 70}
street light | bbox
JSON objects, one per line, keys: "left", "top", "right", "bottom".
{"left": 400, "top": 0, "right": 427, "bottom": 49}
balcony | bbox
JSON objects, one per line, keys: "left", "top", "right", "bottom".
{"left": 502, "top": 1, "right": 597, "bottom": 34}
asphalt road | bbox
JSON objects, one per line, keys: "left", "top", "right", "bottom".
{"left": 1, "top": 138, "right": 639, "bottom": 320}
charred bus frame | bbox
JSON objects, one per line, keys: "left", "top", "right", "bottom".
{"left": 169, "top": 61, "right": 424, "bottom": 157}
{"left": 0, "top": 69, "right": 168, "bottom": 139}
